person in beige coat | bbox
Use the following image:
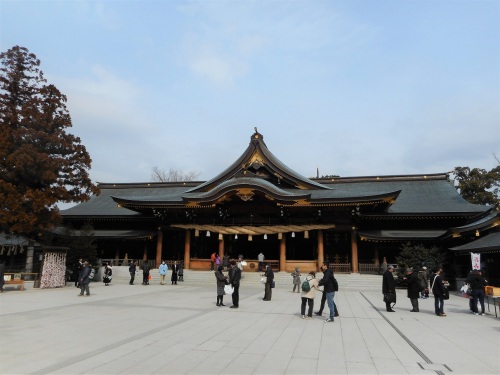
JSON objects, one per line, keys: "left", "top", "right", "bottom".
{"left": 301, "top": 271, "right": 319, "bottom": 319}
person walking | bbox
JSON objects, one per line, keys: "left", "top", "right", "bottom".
{"left": 129, "top": 260, "right": 136, "bottom": 285}
{"left": 382, "top": 265, "right": 396, "bottom": 312}
{"left": 103, "top": 262, "right": 112, "bottom": 286}
{"left": 291, "top": 267, "right": 301, "bottom": 293}
{"left": 418, "top": 266, "right": 429, "bottom": 298}
{"left": 158, "top": 260, "right": 168, "bottom": 285}
{"left": 79, "top": 261, "right": 91, "bottom": 296}
{"left": 404, "top": 268, "right": 420, "bottom": 312}
{"left": 142, "top": 261, "right": 150, "bottom": 285}
{"left": 431, "top": 267, "right": 446, "bottom": 317}
{"left": 301, "top": 271, "right": 319, "bottom": 319}
{"left": 228, "top": 260, "right": 241, "bottom": 308}
{"left": 469, "top": 269, "right": 487, "bottom": 316}
{"left": 262, "top": 264, "right": 274, "bottom": 301}
{"left": 171, "top": 261, "right": 179, "bottom": 285}
{"left": 318, "top": 263, "right": 336, "bottom": 322}
{"left": 315, "top": 288, "right": 339, "bottom": 317}
{"left": 258, "top": 252, "right": 265, "bottom": 272}
{"left": 214, "top": 266, "right": 228, "bottom": 306}
{"left": 178, "top": 260, "right": 184, "bottom": 281}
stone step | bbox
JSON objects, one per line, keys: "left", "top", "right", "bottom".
{"left": 96, "top": 267, "right": 383, "bottom": 290}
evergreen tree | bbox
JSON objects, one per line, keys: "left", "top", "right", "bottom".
{"left": 453, "top": 166, "right": 500, "bottom": 205}
{"left": 396, "top": 242, "right": 445, "bottom": 272}
{"left": 0, "top": 46, "right": 98, "bottom": 236}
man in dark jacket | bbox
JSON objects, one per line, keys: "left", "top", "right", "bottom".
{"left": 79, "top": 261, "right": 91, "bottom": 296}
{"left": 74, "top": 258, "right": 83, "bottom": 288}
{"left": 382, "top": 265, "right": 396, "bottom": 312}
{"left": 318, "top": 263, "right": 336, "bottom": 322}
{"left": 229, "top": 260, "right": 241, "bottom": 308}
{"left": 404, "top": 268, "right": 420, "bottom": 312}
{"left": 129, "top": 260, "right": 136, "bottom": 285}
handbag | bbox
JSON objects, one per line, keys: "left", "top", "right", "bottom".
{"left": 442, "top": 288, "right": 449, "bottom": 300}
{"left": 261, "top": 277, "right": 267, "bottom": 284}
{"left": 271, "top": 281, "right": 275, "bottom": 288}
{"left": 383, "top": 292, "right": 396, "bottom": 303}
{"left": 224, "top": 284, "right": 234, "bottom": 295}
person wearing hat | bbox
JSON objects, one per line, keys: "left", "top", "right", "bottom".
{"left": 418, "top": 266, "right": 429, "bottom": 299}
{"left": 382, "top": 265, "right": 396, "bottom": 312}
{"left": 404, "top": 268, "right": 420, "bottom": 312}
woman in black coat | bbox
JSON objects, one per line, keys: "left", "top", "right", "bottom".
{"left": 263, "top": 264, "right": 274, "bottom": 301}
{"left": 405, "top": 268, "right": 420, "bottom": 312}
{"left": 214, "top": 266, "right": 228, "bottom": 306}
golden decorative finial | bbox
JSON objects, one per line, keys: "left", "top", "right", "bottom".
{"left": 254, "top": 127, "right": 258, "bottom": 133}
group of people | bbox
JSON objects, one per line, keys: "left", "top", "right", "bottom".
{"left": 131, "top": 260, "right": 184, "bottom": 286}
{"left": 382, "top": 264, "right": 486, "bottom": 317}
{"left": 214, "top": 259, "right": 242, "bottom": 308}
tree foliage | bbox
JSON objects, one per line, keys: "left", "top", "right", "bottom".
{"left": 0, "top": 46, "right": 99, "bottom": 236}
{"left": 453, "top": 165, "right": 500, "bottom": 205}
{"left": 151, "top": 166, "right": 201, "bottom": 182}
{"left": 396, "top": 242, "right": 446, "bottom": 273}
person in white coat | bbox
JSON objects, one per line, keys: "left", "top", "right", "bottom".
{"left": 301, "top": 271, "right": 319, "bottom": 319}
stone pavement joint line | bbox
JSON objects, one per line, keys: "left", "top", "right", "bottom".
{"left": 360, "top": 292, "right": 446, "bottom": 375}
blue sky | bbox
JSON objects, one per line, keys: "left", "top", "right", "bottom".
{"left": 1, "top": 0, "right": 499, "bottom": 188}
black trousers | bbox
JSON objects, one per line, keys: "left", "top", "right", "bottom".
{"left": 264, "top": 283, "right": 272, "bottom": 300}
{"left": 129, "top": 272, "right": 135, "bottom": 285}
{"left": 232, "top": 284, "right": 240, "bottom": 306}
{"left": 301, "top": 297, "right": 314, "bottom": 317}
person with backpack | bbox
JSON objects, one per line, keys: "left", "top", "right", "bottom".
{"left": 301, "top": 271, "right": 319, "bottom": 319}
{"left": 318, "top": 263, "right": 337, "bottom": 322}
{"left": 79, "top": 261, "right": 92, "bottom": 296}
{"left": 142, "top": 261, "right": 150, "bottom": 285}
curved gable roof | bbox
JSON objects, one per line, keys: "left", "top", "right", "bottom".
{"left": 187, "top": 129, "right": 330, "bottom": 193}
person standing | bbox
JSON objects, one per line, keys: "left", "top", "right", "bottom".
{"left": 222, "top": 255, "right": 229, "bottom": 271}
{"left": 142, "top": 261, "right": 150, "bottom": 285}
{"left": 103, "top": 262, "right": 112, "bottom": 286}
{"left": 171, "top": 261, "right": 179, "bottom": 285}
{"left": 431, "top": 267, "right": 446, "bottom": 317}
{"left": 404, "top": 268, "right": 420, "bottom": 312}
{"left": 469, "top": 269, "right": 487, "bottom": 316}
{"left": 262, "top": 264, "right": 274, "bottom": 301}
{"left": 215, "top": 254, "right": 221, "bottom": 270}
{"left": 74, "top": 258, "right": 83, "bottom": 287}
{"left": 178, "top": 260, "right": 184, "bottom": 281}
{"left": 315, "top": 288, "right": 339, "bottom": 317}
{"left": 214, "top": 266, "right": 228, "bottom": 306}
{"left": 228, "top": 260, "right": 241, "bottom": 308}
{"left": 79, "top": 261, "right": 91, "bottom": 296}
{"left": 291, "top": 267, "right": 301, "bottom": 293}
{"left": 0, "top": 259, "right": 5, "bottom": 293}
{"left": 158, "top": 261, "right": 168, "bottom": 285}
{"left": 382, "top": 265, "right": 396, "bottom": 312}
{"left": 210, "top": 252, "right": 216, "bottom": 271}
{"left": 129, "top": 260, "right": 136, "bottom": 285}
{"left": 318, "top": 263, "right": 336, "bottom": 322}
{"left": 301, "top": 271, "right": 319, "bottom": 319}
{"left": 258, "top": 252, "right": 265, "bottom": 272}
{"left": 418, "top": 266, "right": 429, "bottom": 298}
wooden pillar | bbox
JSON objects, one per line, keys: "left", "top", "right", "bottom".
{"left": 184, "top": 229, "right": 191, "bottom": 270}
{"left": 351, "top": 229, "right": 359, "bottom": 273}
{"left": 143, "top": 244, "right": 148, "bottom": 261}
{"left": 114, "top": 249, "right": 120, "bottom": 266}
{"left": 374, "top": 248, "right": 379, "bottom": 266}
{"left": 279, "top": 236, "right": 286, "bottom": 272}
{"left": 155, "top": 229, "right": 163, "bottom": 267}
{"left": 219, "top": 235, "right": 224, "bottom": 259}
{"left": 317, "top": 230, "right": 324, "bottom": 270}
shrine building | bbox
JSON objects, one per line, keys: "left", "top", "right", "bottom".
{"left": 61, "top": 130, "right": 500, "bottom": 282}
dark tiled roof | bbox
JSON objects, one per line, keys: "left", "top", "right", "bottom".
{"left": 358, "top": 230, "right": 447, "bottom": 240}
{"left": 449, "top": 232, "right": 500, "bottom": 251}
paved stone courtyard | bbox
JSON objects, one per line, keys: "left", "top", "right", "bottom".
{"left": 0, "top": 280, "right": 499, "bottom": 374}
